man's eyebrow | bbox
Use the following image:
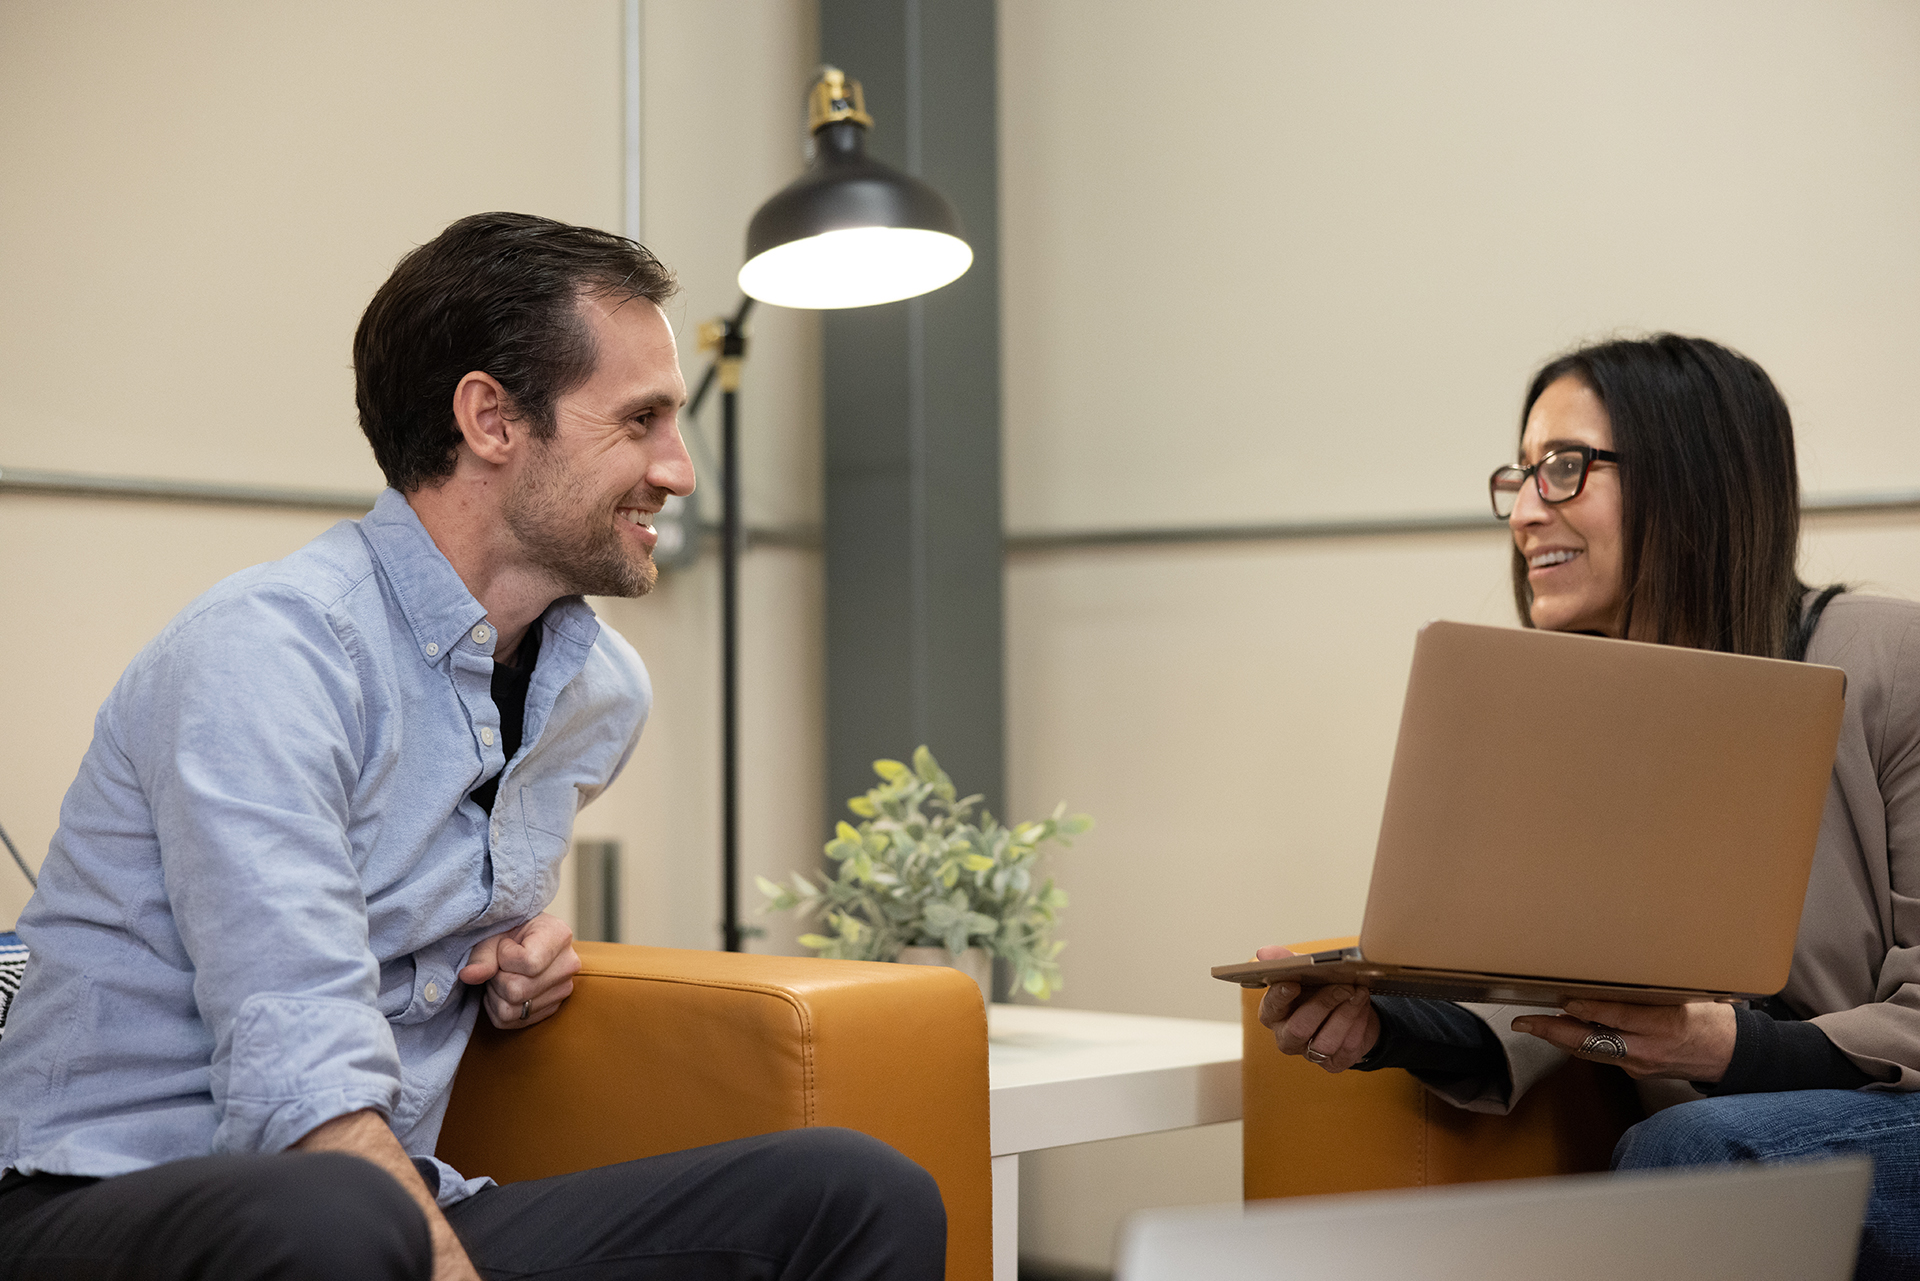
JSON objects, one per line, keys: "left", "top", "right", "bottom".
{"left": 617, "top": 391, "right": 685, "bottom": 416}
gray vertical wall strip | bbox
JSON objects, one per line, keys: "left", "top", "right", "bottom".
{"left": 821, "top": 0, "right": 1006, "bottom": 821}
{"left": 623, "top": 0, "right": 643, "bottom": 244}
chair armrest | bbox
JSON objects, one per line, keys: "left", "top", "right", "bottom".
{"left": 1241, "top": 943, "right": 1640, "bottom": 1200}
{"left": 439, "top": 942, "right": 991, "bottom": 1281}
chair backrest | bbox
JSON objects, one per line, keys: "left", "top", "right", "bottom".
{"left": 441, "top": 943, "right": 994, "bottom": 1281}
{"left": 1239, "top": 982, "right": 1640, "bottom": 1199}
{"left": 1123, "top": 1156, "right": 1872, "bottom": 1281}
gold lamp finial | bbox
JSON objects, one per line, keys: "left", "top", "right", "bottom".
{"left": 808, "top": 66, "right": 873, "bottom": 132}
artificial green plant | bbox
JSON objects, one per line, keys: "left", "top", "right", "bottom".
{"left": 757, "top": 746, "right": 1092, "bottom": 999}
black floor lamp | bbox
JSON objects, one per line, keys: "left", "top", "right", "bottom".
{"left": 693, "top": 67, "right": 972, "bottom": 952}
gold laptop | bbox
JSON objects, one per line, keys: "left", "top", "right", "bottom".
{"left": 1213, "top": 621, "right": 1846, "bottom": 1007}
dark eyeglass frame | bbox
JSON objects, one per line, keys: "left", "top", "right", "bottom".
{"left": 1489, "top": 445, "right": 1621, "bottom": 519}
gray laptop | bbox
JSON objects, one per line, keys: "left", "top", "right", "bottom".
{"left": 1118, "top": 1157, "right": 1873, "bottom": 1281}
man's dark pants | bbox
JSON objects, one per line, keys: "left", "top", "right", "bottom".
{"left": 0, "top": 1127, "right": 945, "bottom": 1280}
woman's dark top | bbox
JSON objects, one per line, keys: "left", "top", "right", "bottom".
{"left": 1355, "top": 995, "right": 1876, "bottom": 1095}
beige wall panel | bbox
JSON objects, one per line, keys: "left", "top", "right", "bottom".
{"left": 1002, "top": 6, "right": 1920, "bottom": 1261}
{"left": 616, "top": 0, "right": 824, "bottom": 952}
{"left": 999, "top": 0, "right": 1920, "bottom": 533}
{"left": 1803, "top": 512, "right": 1920, "bottom": 597}
{"left": 0, "top": 0, "right": 829, "bottom": 959}
{"left": 585, "top": 547, "right": 823, "bottom": 956}
{"left": 0, "top": 0, "right": 623, "bottom": 492}
{"left": 642, "top": 0, "right": 823, "bottom": 533}
{"left": 1005, "top": 532, "right": 1517, "bottom": 1026}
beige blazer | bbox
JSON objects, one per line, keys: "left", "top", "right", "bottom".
{"left": 1431, "top": 592, "right": 1920, "bottom": 1114}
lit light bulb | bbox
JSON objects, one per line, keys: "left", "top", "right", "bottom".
{"left": 739, "top": 226, "right": 973, "bottom": 310}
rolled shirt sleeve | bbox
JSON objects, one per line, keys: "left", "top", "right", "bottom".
{"left": 135, "top": 587, "right": 401, "bottom": 1153}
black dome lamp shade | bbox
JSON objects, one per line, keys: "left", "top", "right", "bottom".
{"left": 739, "top": 68, "right": 972, "bottom": 309}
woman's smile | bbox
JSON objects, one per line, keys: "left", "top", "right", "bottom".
{"left": 1528, "top": 548, "right": 1582, "bottom": 571}
{"left": 1511, "top": 376, "right": 1625, "bottom": 636}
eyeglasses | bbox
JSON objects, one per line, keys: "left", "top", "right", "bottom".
{"left": 1489, "top": 446, "right": 1620, "bottom": 519}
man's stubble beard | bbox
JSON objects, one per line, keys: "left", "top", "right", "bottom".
{"left": 503, "top": 439, "right": 658, "bottom": 599}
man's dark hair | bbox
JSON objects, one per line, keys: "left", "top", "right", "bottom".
{"left": 353, "top": 212, "right": 678, "bottom": 492}
{"left": 1511, "top": 334, "right": 1810, "bottom": 658}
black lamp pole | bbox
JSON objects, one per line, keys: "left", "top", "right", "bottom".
{"left": 689, "top": 294, "right": 755, "bottom": 952}
{"left": 699, "top": 66, "right": 969, "bottom": 955}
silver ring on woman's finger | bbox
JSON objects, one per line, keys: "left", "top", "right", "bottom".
{"left": 520, "top": 999, "right": 531, "bottom": 1021}
{"left": 1578, "top": 1025, "right": 1627, "bottom": 1059}
{"left": 1303, "top": 1040, "right": 1333, "bottom": 1066}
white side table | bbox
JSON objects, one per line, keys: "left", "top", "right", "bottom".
{"left": 988, "top": 1004, "right": 1242, "bottom": 1281}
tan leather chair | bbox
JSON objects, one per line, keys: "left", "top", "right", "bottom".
{"left": 1240, "top": 938, "right": 1642, "bottom": 1201}
{"left": 439, "top": 942, "right": 991, "bottom": 1280}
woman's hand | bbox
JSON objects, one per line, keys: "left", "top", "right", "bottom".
{"left": 1510, "top": 998, "right": 1737, "bottom": 1081}
{"left": 458, "top": 912, "right": 582, "bottom": 1030}
{"left": 1254, "top": 945, "right": 1380, "bottom": 1073}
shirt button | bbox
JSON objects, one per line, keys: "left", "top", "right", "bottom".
{"left": 472, "top": 624, "right": 491, "bottom": 645}
{"left": 424, "top": 642, "right": 439, "bottom": 657}
{"left": 481, "top": 727, "right": 495, "bottom": 747}
{"left": 424, "top": 981, "right": 440, "bottom": 1003}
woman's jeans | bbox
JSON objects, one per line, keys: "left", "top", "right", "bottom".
{"left": 1615, "top": 1089, "right": 1920, "bottom": 1281}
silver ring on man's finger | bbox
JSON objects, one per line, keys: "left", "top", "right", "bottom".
{"left": 520, "top": 999, "right": 531, "bottom": 1022}
{"left": 1578, "top": 1025, "right": 1628, "bottom": 1059}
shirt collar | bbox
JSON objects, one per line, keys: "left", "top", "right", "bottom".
{"left": 359, "top": 489, "right": 492, "bottom": 665}
{"left": 358, "top": 488, "right": 602, "bottom": 666}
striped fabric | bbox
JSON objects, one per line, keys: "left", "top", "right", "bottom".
{"left": 0, "top": 932, "right": 25, "bottom": 1039}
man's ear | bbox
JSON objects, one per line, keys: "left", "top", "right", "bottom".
{"left": 451, "top": 371, "right": 520, "bottom": 467}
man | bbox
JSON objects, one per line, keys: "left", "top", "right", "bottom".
{"left": 0, "top": 213, "right": 944, "bottom": 1279}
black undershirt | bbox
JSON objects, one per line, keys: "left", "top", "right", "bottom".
{"left": 469, "top": 622, "right": 542, "bottom": 814}
{"left": 1355, "top": 994, "right": 1881, "bottom": 1095}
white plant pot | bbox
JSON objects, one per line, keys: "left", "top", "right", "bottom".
{"left": 895, "top": 945, "right": 992, "bottom": 1007}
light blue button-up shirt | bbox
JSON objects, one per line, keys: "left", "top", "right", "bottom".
{"left": 0, "top": 490, "right": 648, "bottom": 1204}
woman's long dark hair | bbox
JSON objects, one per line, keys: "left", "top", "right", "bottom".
{"left": 1511, "top": 334, "right": 1811, "bottom": 658}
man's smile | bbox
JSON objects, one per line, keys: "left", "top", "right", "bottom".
{"left": 616, "top": 505, "right": 658, "bottom": 549}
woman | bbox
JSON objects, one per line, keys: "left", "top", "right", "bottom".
{"left": 1259, "top": 334, "right": 1920, "bottom": 1278}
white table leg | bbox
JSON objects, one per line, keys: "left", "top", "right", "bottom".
{"left": 992, "top": 1152, "right": 1019, "bottom": 1281}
